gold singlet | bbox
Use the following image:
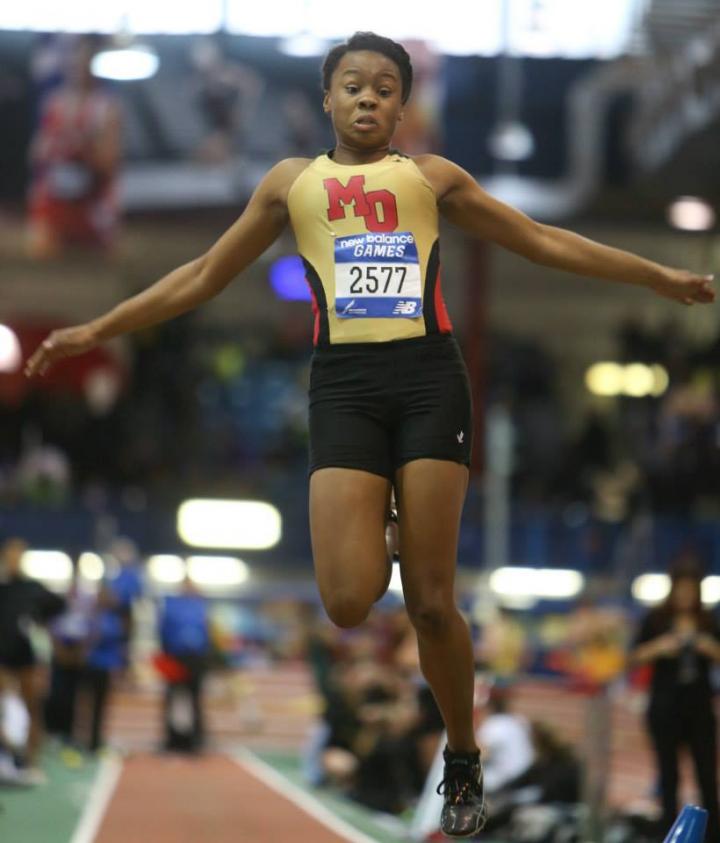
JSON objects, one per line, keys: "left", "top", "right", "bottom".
{"left": 287, "top": 151, "right": 452, "bottom": 346}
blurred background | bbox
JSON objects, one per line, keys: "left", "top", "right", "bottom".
{"left": 2, "top": 1, "right": 720, "bottom": 841}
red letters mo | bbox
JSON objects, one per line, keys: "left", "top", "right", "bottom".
{"left": 323, "top": 175, "right": 398, "bottom": 233}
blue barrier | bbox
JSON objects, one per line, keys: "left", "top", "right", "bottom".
{"left": 663, "top": 806, "right": 708, "bottom": 843}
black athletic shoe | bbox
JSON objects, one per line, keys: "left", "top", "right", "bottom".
{"left": 437, "top": 746, "right": 487, "bottom": 838}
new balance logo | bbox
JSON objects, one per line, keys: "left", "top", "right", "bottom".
{"left": 457, "top": 431, "right": 465, "bottom": 444}
{"left": 392, "top": 300, "right": 417, "bottom": 316}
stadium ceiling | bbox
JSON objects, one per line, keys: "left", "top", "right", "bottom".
{"left": 1, "top": 0, "right": 646, "bottom": 58}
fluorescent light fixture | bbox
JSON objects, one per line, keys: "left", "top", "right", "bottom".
{"left": 0, "top": 325, "right": 21, "bottom": 373}
{"left": 667, "top": 197, "right": 716, "bottom": 232}
{"left": 78, "top": 552, "right": 105, "bottom": 581}
{"left": 388, "top": 561, "right": 403, "bottom": 595}
{"left": 489, "top": 567, "right": 584, "bottom": 600}
{"left": 186, "top": 555, "right": 248, "bottom": 587}
{"left": 148, "top": 554, "right": 186, "bottom": 584}
{"left": 278, "top": 34, "right": 328, "bottom": 57}
{"left": 177, "top": 499, "right": 281, "bottom": 550}
{"left": 623, "top": 363, "right": 655, "bottom": 398}
{"left": 585, "top": 362, "right": 669, "bottom": 398}
{"left": 21, "top": 550, "right": 73, "bottom": 584}
{"left": 632, "top": 574, "right": 720, "bottom": 605}
{"left": 91, "top": 46, "right": 159, "bottom": 82}
{"left": 585, "top": 362, "right": 624, "bottom": 397}
{"left": 702, "top": 577, "right": 720, "bottom": 605}
{"left": 488, "top": 121, "right": 535, "bottom": 162}
{"left": 631, "top": 573, "right": 670, "bottom": 605}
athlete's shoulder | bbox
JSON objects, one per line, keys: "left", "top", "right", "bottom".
{"left": 267, "top": 157, "right": 314, "bottom": 184}
{"left": 257, "top": 157, "right": 313, "bottom": 206}
{"left": 411, "top": 154, "right": 473, "bottom": 200}
{"left": 411, "top": 154, "right": 460, "bottom": 178}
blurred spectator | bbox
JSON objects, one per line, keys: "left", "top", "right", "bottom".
{"left": 390, "top": 40, "right": 441, "bottom": 154}
{"left": 477, "top": 607, "right": 528, "bottom": 683}
{"left": 189, "top": 37, "right": 264, "bottom": 164}
{"left": 81, "top": 582, "right": 127, "bottom": 752}
{"left": 477, "top": 686, "right": 534, "bottom": 794}
{"left": 106, "top": 536, "right": 144, "bottom": 669}
{"left": 0, "top": 667, "right": 32, "bottom": 786}
{"left": 0, "top": 537, "right": 64, "bottom": 773}
{"left": 629, "top": 559, "right": 720, "bottom": 840}
{"left": 26, "top": 34, "right": 122, "bottom": 259}
{"left": 45, "top": 566, "right": 94, "bottom": 748}
{"left": 158, "top": 579, "right": 211, "bottom": 753}
{"left": 281, "top": 90, "right": 324, "bottom": 157}
{"left": 484, "top": 720, "right": 583, "bottom": 837}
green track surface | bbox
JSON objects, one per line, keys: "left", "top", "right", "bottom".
{"left": 0, "top": 751, "right": 99, "bottom": 843}
{"left": 255, "top": 749, "right": 414, "bottom": 843}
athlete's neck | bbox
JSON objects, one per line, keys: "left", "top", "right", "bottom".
{"left": 331, "top": 142, "right": 391, "bottom": 165}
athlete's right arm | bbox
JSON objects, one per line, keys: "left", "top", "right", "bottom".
{"left": 25, "top": 159, "right": 306, "bottom": 377}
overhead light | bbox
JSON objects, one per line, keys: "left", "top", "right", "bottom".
{"left": 585, "top": 362, "right": 624, "bottom": 397}
{"left": 489, "top": 567, "right": 584, "bottom": 601}
{"left": 667, "top": 196, "right": 715, "bottom": 232}
{"left": 702, "top": 576, "right": 720, "bottom": 605}
{"left": 177, "top": 499, "right": 282, "bottom": 550}
{"left": 585, "top": 362, "right": 669, "bottom": 398}
{"left": 488, "top": 121, "right": 535, "bottom": 162}
{"left": 278, "top": 34, "right": 328, "bottom": 58}
{"left": 148, "top": 554, "right": 186, "bottom": 584}
{"left": 0, "top": 325, "right": 21, "bottom": 373}
{"left": 78, "top": 552, "right": 105, "bottom": 581}
{"left": 631, "top": 574, "right": 670, "bottom": 605}
{"left": 623, "top": 363, "right": 655, "bottom": 398}
{"left": 21, "top": 550, "right": 73, "bottom": 585}
{"left": 186, "top": 556, "right": 249, "bottom": 587}
{"left": 91, "top": 45, "right": 159, "bottom": 81}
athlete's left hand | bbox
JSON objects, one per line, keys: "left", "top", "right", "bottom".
{"left": 650, "top": 270, "right": 715, "bottom": 305}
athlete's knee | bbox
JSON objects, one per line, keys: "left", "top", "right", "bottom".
{"left": 323, "top": 591, "right": 372, "bottom": 629}
{"left": 406, "top": 595, "right": 455, "bottom": 638}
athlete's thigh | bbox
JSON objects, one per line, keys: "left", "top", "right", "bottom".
{"left": 394, "top": 459, "right": 469, "bottom": 602}
{"left": 309, "top": 467, "right": 392, "bottom": 606}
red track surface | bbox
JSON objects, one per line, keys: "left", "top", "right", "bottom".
{"left": 96, "top": 753, "right": 352, "bottom": 843}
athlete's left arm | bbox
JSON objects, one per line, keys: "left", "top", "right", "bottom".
{"left": 419, "top": 155, "right": 714, "bottom": 306}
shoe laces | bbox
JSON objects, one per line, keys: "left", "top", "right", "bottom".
{"left": 436, "top": 763, "right": 481, "bottom": 805}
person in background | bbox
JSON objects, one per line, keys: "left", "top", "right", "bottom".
{"left": 158, "top": 578, "right": 211, "bottom": 753}
{"left": 26, "top": 34, "right": 122, "bottom": 258}
{"left": 629, "top": 560, "right": 720, "bottom": 841}
{"left": 0, "top": 537, "right": 64, "bottom": 775}
{"left": 106, "top": 536, "right": 144, "bottom": 671}
{"left": 80, "top": 582, "right": 127, "bottom": 752}
{"left": 45, "top": 563, "right": 94, "bottom": 752}
{"left": 477, "top": 686, "right": 534, "bottom": 795}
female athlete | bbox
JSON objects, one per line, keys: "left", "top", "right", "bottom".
{"left": 26, "top": 32, "right": 714, "bottom": 837}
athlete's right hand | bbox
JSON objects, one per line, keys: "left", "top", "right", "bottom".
{"left": 25, "top": 324, "right": 99, "bottom": 377}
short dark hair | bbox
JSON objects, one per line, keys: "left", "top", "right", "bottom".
{"left": 322, "top": 32, "right": 413, "bottom": 104}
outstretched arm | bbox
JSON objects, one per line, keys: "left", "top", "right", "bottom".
{"left": 418, "top": 155, "right": 714, "bottom": 305}
{"left": 25, "top": 158, "right": 306, "bottom": 376}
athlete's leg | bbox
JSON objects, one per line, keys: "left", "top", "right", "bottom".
{"left": 310, "top": 467, "right": 392, "bottom": 628}
{"left": 394, "top": 458, "right": 477, "bottom": 754}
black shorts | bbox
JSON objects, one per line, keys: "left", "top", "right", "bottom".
{"left": 308, "top": 334, "right": 473, "bottom": 479}
{"left": 0, "top": 635, "right": 36, "bottom": 670}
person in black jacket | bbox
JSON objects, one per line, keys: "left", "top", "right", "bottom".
{"left": 630, "top": 561, "right": 720, "bottom": 841}
{"left": 0, "top": 537, "right": 64, "bottom": 768}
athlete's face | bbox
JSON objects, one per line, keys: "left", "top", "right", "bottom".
{"left": 324, "top": 51, "right": 404, "bottom": 149}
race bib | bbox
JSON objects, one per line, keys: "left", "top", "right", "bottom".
{"left": 334, "top": 231, "right": 423, "bottom": 319}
